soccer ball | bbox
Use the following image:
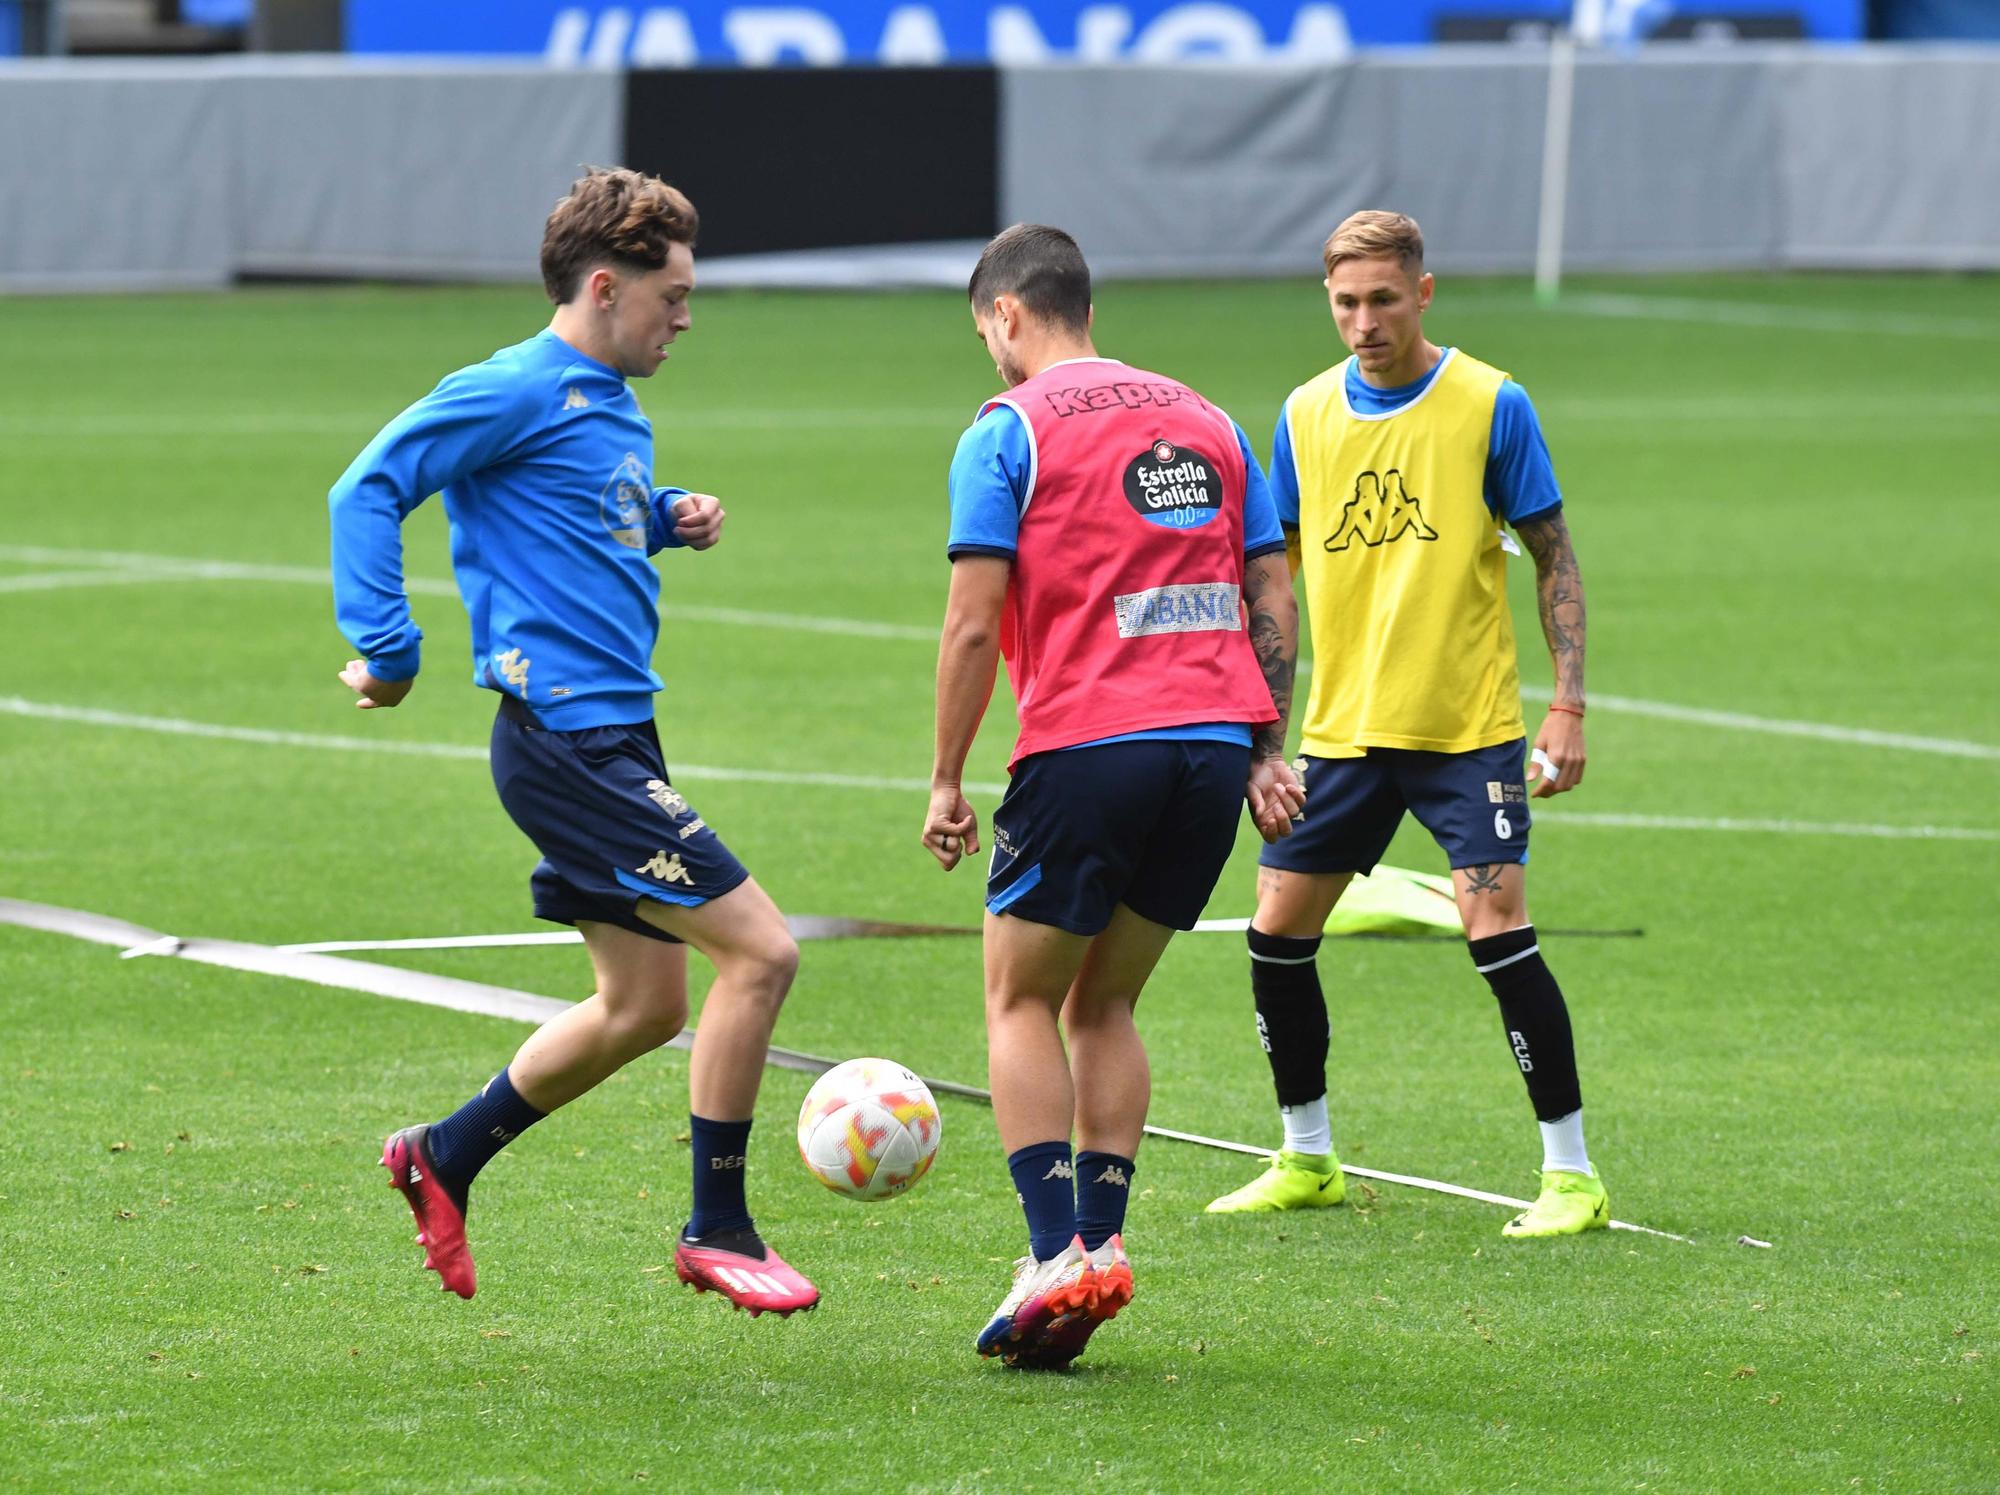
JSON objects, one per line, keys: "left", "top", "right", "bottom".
{"left": 796, "top": 1057, "right": 941, "bottom": 1201}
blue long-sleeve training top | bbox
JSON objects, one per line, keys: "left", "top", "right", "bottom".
{"left": 328, "top": 329, "right": 690, "bottom": 730}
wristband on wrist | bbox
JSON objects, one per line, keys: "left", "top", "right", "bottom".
{"left": 1548, "top": 702, "right": 1585, "bottom": 717}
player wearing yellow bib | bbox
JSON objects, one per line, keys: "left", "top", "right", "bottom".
{"left": 1208, "top": 211, "right": 1608, "bottom": 1237}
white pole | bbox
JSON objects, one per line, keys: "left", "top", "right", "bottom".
{"left": 1534, "top": 20, "right": 1582, "bottom": 305}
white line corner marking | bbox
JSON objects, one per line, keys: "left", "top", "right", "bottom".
{"left": 0, "top": 895, "right": 1696, "bottom": 1245}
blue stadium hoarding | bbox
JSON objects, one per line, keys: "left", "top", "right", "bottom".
{"left": 345, "top": 2, "right": 1864, "bottom": 62}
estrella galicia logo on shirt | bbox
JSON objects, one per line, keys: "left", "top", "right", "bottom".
{"left": 1123, "top": 441, "right": 1221, "bottom": 530}
{"left": 1325, "top": 469, "right": 1438, "bottom": 552}
{"left": 599, "top": 451, "right": 651, "bottom": 550}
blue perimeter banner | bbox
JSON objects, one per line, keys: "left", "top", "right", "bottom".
{"left": 346, "top": 3, "right": 1863, "bottom": 62}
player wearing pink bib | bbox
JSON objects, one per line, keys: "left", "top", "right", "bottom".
{"left": 923, "top": 225, "right": 1305, "bottom": 1369}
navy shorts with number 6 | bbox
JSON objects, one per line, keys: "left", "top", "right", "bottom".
{"left": 488, "top": 698, "right": 749, "bottom": 944}
{"left": 1258, "top": 737, "right": 1531, "bottom": 877}
{"left": 986, "top": 738, "right": 1251, "bottom": 937}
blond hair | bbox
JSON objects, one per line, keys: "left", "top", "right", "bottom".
{"left": 1322, "top": 210, "right": 1424, "bottom": 276}
{"left": 540, "top": 167, "right": 699, "bottom": 305}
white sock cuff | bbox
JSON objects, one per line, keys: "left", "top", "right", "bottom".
{"left": 1279, "top": 1096, "right": 1332, "bottom": 1156}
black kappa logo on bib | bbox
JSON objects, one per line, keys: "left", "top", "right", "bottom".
{"left": 1123, "top": 440, "right": 1221, "bottom": 531}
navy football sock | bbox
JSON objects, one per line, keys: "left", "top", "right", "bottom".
{"left": 425, "top": 1067, "right": 546, "bottom": 1202}
{"left": 686, "top": 1115, "right": 755, "bottom": 1237}
{"left": 1006, "top": 1141, "right": 1078, "bottom": 1262}
{"left": 1073, "top": 1150, "right": 1136, "bottom": 1251}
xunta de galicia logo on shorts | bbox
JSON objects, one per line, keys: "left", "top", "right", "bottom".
{"left": 1123, "top": 441, "right": 1221, "bottom": 530}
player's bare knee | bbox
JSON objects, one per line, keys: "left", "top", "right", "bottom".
{"left": 606, "top": 989, "right": 688, "bottom": 1053}
{"left": 722, "top": 930, "right": 799, "bottom": 1010}
{"left": 1060, "top": 991, "right": 1138, "bottom": 1034}
{"left": 986, "top": 982, "right": 1056, "bottom": 1022}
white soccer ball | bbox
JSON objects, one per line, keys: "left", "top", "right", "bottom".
{"left": 796, "top": 1057, "right": 941, "bottom": 1201}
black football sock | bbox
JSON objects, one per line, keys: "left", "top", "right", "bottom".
{"left": 1248, "top": 928, "right": 1330, "bottom": 1109}
{"left": 1468, "top": 926, "right": 1583, "bottom": 1122}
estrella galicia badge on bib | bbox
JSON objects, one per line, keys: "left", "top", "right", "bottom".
{"left": 1123, "top": 440, "right": 1221, "bottom": 530}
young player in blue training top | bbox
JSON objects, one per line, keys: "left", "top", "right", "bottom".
{"left": 328, "top": 168, "right": 817, "bottom": 1316}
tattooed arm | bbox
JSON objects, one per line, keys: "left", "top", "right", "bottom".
{"left": 1243, "top": 550, "right": 1306, "bottom": 838}
{"left": 1513, "top": 509, "right": 1588, "bottom": 796}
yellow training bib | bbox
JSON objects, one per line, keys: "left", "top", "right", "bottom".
{"left": 1288, "top": 348, "right": 1525, "bottom": 758}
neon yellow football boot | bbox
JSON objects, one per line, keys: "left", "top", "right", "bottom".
{"left": 1501, "top": 1169, "right": 1609, "bottom": 1238}
{"left": 1205, "top": 1149, "right": 1345, "bottom": 1213}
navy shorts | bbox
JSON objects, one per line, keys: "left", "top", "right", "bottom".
{"left": 986, "top": 738, "right": 1251, "bottom": 937}
{"left": 1258, "top": 738, "right": 1531, "bottom": 877}
{"left": 489, "top": 698, "right": 750, "bottom": 944}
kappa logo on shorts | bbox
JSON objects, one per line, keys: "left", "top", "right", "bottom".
{"left": 645, "top": 779, "right": 689, "bottom": 815}
{"left": 1326, "top": 469, "right": 1438, "bottom": 553}
{"left": 635, "top": 850, "right": 695, "bottom": 886}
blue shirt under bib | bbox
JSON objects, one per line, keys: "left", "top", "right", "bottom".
{"left": 1266, "top": 351, "right": 1563, "bottom": 528}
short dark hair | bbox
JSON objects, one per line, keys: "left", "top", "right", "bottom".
{"left": 540, "top": 167, "right": 699, "bottom": 305}
{"left": 967, "top": 223, "right": 1091, "bottom": 334}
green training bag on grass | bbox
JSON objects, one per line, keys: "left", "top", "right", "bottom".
{"left": 1323, "top": 864, "right": 1462, "bottom": 937}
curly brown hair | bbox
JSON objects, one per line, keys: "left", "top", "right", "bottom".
{"left": 539, "top": 167, "right": 700, "bottom": 305}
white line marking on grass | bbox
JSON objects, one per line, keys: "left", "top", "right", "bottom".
{"left": 0, "top": 895, "right": 1695, "bottom": 1243}
{"left": 6, "top": 696, "right": 1995, "bottom": 841}
{"left": 1519, "top": 685, "right": 2000, "bottom": 761}
{"left": 0, "top": 897, "right": 568, "bottom": 1026}
{"left": 1538, "top": 291, "right": 2000, "bottom": 342}
{"left": 279, "top": 931, "right": 586, "bottom": 954}
{"left": 0, "top": 569, "right": 181, "bottom": 595}
{"left": 0, "top": 696, "right": 1011, "bottom": 796}
{"left": 9, "top": 543, "right": 1994, "bottom": 762}
{"left": 1536, "top": 392, "right": 2000, "bottom": 425}
{"left": 0, "top": 409, "right": 970, "bottom": 440}
{"left": 0, "top": 546, "right": 934, "bottom": 641}
{"left": 1535, "top": 811, "right": 1999, "bottom": 842}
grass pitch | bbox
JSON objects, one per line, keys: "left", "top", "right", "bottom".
{"left": 2, "top": 273, "right": 1997, "bottom": 1491}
